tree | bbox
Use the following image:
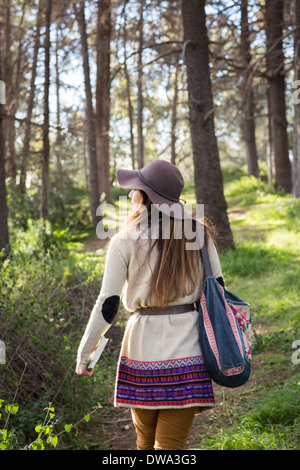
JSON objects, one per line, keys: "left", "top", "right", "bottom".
{"left": 265, "top": 0, "right": 292, "bottom": 192}
{"left": 75, "top": 0, "right": 100, "bottom": 228}
{"left": 137, "top": 0, "right": 145, "bottom": 169}
{"left": 96, "top": 0, "right": 113, "bottom": 203}
{"left": 240, "top": 0, "right": 260, "bottom": 178}
{"left": 0, "top": 39, "right": 9, "bottom": 257}
{"left": 293, "top": 0, "right": 300, "bottom": 198}
{"left": 122, "top": 0, "right": 135, "bottom": 169}
{"left": 2, "top": 0, "right": 16, "bottom": 179}
{"left": 19, "top": 0, "right": 42, "bottom": 205}
{"left": 181, "top": 0, "right": 234, "bottom": 250}
{"left": 40, "top": 0, "right": 52, "bottom": 220}
{"left": 170, "top": 63, "right": 180, "bottom": 165}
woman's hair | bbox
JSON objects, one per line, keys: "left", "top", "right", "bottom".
{"left": 114, "top": 190, "right": 218, "bottom": 307}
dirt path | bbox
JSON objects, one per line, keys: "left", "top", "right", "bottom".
{"left": 100, "top": 404, "right": 219, "bottom": 450}
{"left": 99, "top": 405, "right": 214, "bottom": 451}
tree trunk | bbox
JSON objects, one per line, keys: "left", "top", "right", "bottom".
{"left": 40, "top": 0, "right": 52, "bottom": 220}
{"left": 55, "top": 22, "right": 66, "bottom": 213}
{"left": 293, "top": 0, "right": 300, "bottom": 198}
{"left": 3, "top": 0, "right": 16, "bottom": 179}
{"left": 240, "top": 0, "right": 260, "bottom": 178}
{"left": 123, "top": 1, "right": 135, "bottom": 169}
{"left": 171, "top": 64, "right": 179, "bottom": 165}
{"left": 265, "top": 0, "right": 292, "bottom": 192}
{"left": 181, "top": 0, "right": 234, "bottom": 251}
{"left": 137, "top": 0, "right": 145, "bottom": 169}
{"left": 267, "top": 87, "right": 275, "bottom": 183}
{"left": 0, "top": 41, "right": 10, "bottom": 257}
{"left": 75, "top": 1, "right": 100, "bottom": 228}
{"left": 96, "top": 0, "right": 113, "bottom": 203}
{"left": 19, "top": 0, "right": 42, "bottom": 204}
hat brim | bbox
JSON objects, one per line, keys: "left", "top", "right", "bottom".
{"left": 117, "top": 168, "right": 191, "bottom": 220}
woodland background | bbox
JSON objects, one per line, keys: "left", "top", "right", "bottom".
{"left": 0, "top": 0, "right": 299, "bottom": 451}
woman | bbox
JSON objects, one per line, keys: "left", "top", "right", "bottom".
{"left": 76, "top": 159, "right": 223, "bottom": 450}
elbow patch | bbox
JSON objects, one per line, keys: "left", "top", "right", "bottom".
{"left": 102, "top": 295, "right": 120, "bottom": 324}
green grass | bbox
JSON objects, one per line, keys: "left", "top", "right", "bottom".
{"left": 199, "top": 375, "right": 300, "bottom": 450}
{"left": 195, "top": 168, "right": 300, "bottom": 451}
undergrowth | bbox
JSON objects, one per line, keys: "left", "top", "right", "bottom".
{"left": 0, "top": 220, "right": 107, "bottom": 449}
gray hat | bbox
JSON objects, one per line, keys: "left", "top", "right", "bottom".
{"left": 117, "top": 159, "right": 191, "bottom": 219}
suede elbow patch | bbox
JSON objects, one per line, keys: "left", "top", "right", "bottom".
{"left": 102, "top": 295, "right": 120, "bottom": 324}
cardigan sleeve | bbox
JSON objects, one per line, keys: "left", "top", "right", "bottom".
{"left": 76, "top": 234, "right": 128, "bottom": 366}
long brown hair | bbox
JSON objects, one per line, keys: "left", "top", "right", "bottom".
{"left": 115, "top": 190, "right": 218, "bottom": 307}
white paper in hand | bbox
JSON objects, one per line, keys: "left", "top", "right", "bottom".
{"left": 87, "top": 337, "right": 109, "bottom": 370}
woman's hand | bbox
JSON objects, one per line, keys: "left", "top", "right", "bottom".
{"left": 75, "top": 363, "right": 94, "bottom": 377}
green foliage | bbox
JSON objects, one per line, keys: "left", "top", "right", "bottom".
{"left": 0, "top": 220, "right": 105, "bottom": 447}
{"left": 9, "top": 219, "right": 88, "bottom": 259}
{"left": 0, "top": 399, "right": 102, "bottom": 450}
{"left": 253, "top": 328, "right": 298, "bottom": 354}
{"left": 7, "top": 179, "right": 93, "bottom": 233}
{"left": 247, "top": 379, "right": 300, "bottom": 428}
{"left": 199, "top": 378, "right": 300, "bottom": 450}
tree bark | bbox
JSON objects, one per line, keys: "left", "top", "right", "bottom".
{"left": 3, "top": 0, "right": 16, "bottom": 179}
{"left": 19, "top": 0, "right": 42, "bottom": 203}
{"left": 265, "top": 0, "right": 292, "bottom": 192}
{"left": 75, "top": 1, "right": 100, "bottom": 228}
{"left": 40, "top": 0, "right": 52, "bottom": 220}
{"left": 0, "top": 36, "right": 10, "bottom": 257}
{"left": 55, "top": 23, "right": 64, "bottom": 199}
{"left": 96, "top": 0, "right": 113, "bottom": 203}
{"left": 123, "top": 1, "right": 135, "bottom": 169}
{"left": 171, "top": 64, "right": 179, "bottom": 165}
{"left": 137, "top": 0, "right": 145, "bottom": 169}
{"left": 267, "top": 86, "right": 275, "bottom": 183}
{"left": 293, "top": 0, "right": 300, "bottom": 198}
{"left": 181, "top": 0, "right": 234, "bottom": 251}
{"left": 240, "top": 0, "right": 260, "bottom": 178}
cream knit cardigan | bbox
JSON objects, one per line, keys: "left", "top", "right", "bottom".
{"left": 76, "top": 223, "right": 222, "bottom": 367}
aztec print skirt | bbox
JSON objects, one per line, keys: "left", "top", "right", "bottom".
{"left": 113, "top": 310, "right": 215, "bottom": 410}
{"left": 114, "top": 355, "right": 215, "bottom": 409}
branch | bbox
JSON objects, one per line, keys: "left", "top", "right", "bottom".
{"left": 137, "top": 47, "right": 182, "bottom": 71}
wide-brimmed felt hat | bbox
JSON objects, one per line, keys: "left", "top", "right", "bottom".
{"left": 117, "top": 159, "right": 191, "bottom": 219}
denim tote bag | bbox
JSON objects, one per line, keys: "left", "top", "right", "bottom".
{"left": 198, "top": 228, "right": 252, "bottom": 388}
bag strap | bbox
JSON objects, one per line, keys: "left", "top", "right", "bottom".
{"left": 196, "top": 221, "right": 213, "bottom": 278}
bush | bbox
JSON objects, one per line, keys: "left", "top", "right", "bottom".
{"left": 0, "top": 221, "right": 103, "bottom": 439}
{"left": 0, "top": 399, "right": 102, "bottom": 450}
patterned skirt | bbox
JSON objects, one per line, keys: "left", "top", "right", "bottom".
{"left": 114, "top": 355, "right": 214, "bottom": 409}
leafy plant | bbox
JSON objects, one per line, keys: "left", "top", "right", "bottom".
{"left": 0, "top": 399, "right": 102, "bottom": 450}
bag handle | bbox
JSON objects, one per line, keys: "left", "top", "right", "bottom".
{"left": 196, "top": 221, "right": 213, "bottom": 278}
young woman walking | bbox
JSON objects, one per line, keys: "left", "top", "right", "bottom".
{"left": 76, "top": 159, "right": 223, "bottom": 450}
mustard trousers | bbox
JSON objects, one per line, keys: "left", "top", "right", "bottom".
{"left": 131, "top": 407, "right": 197, "bottom": 450}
